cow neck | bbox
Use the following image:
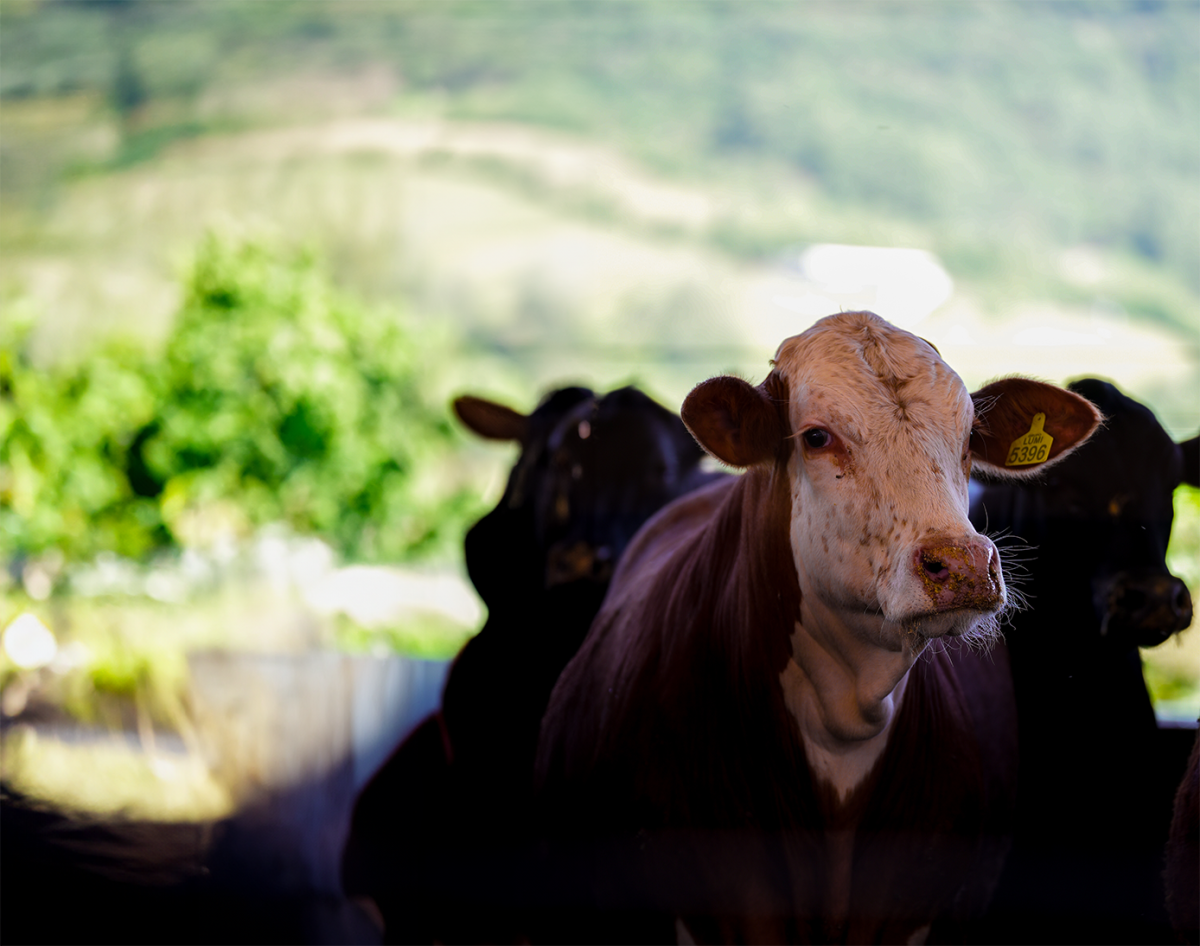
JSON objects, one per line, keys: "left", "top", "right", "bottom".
{"left": 780, "top": 589, "right": 919, "bottom": 808}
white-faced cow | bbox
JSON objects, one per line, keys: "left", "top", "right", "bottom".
{"left": 969, "top": 379, "right": 1199, "bottom": 943}
{"left": 342, "top": 385, "right": 715, "bottom": 943}
{"left": 533, "top": 311, "right": 1101, "bottom": 944}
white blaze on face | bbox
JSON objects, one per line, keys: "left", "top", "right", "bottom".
{"left": 774, "top": 312, "right": 1003, "bottom": 645}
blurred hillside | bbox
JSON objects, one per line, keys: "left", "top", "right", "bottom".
{"left": 1, "top": 3, "right": 1197, "bottom": 406}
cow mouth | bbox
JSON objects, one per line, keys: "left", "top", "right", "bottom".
{"left": 896, "top": 538, "right": 1006, "bottom": 643}
{"left": 899, "top": 606, "right": 1002, "bottom": 644}
{"left": 1098, "top": 570, "right": 1193, "bottom": 647}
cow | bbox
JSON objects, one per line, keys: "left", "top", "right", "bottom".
{"left": 532, "top": 311, "right": 1101, "bottom": 944}
{"left": 341, "top": 384, "right": 716, "bottom": 943}
{"left": 969, "top": 379, "right": 1199, "bottom": 944}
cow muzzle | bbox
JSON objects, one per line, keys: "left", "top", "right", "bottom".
{"left": 1100, "top": 571, "right": 1193, "bottom": 647}
{"left": 914, "top": 537, "right": 1004, "bottom": 615}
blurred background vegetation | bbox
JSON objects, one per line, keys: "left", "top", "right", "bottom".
{"left": 1, "top": 0, "right": 1198, "bottom": 809}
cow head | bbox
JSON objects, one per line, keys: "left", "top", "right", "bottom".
{"left": 456, "top": 385, "right": 707, "bottom": 598}
{"left": 533, "top": 387, "right": 709, "bottom": 587}
{"left": 977, "top": 378, "right": 1198, "bottom": 647}
{"left": 682, "top": 311, "right": 1101, "bottom": 653}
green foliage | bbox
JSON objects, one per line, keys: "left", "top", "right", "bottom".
{"left": 332, "top": 611, "right": 475, "bottom": 661}
{"left": 1142, "top": 659, "right": 1198, "bottom": 706}
{"left": 147, "top": 232, "right": 474, "bottom": 562}
{"left": 1, "top": 232, "right": 477, "bottom": 567}
{"left": 1167, "top": 484, "right": 1200, "bottom": 594}
{"left": 2, "top": 312, "right": 162, "bottom": 561}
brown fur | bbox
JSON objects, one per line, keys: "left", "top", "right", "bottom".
{"left": 533, "top": 316, "right": 1083, "bottom": 942}
{"left": 681, "top": 372, "right": 789, "bottom": 468}
{"left": 535, "top": 452, "right": 1017, "bottom": 942}
{"left": 1165, "top": 730, "right": 1200, "bottom": 944}
{"left": 454, "top": 394, "right": 530, "bottom": 442}
{"left": 970, "top": 376, "right": 1103, "bottom": 470}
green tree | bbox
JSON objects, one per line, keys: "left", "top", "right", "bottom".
{"left": 1, "top": 233, "right": 477, "bottom": 569}
{"left": 144, "top": 232, "right": 474, "bottom": 562}
{"left": 1, "top": 319, "right": 160, "bottom": 562}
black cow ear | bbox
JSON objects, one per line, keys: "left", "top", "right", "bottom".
{"left": 969, "top": 377, "right": 1102, "bottom": 478}
{"left": 682, "top": 375, "right": 784, "bottom": 467}
{"left": 1180, "top": 435, "right": 1199, "bottom": 488}
{"left": 454, "top": 395, "right": 529, "bottom": 442}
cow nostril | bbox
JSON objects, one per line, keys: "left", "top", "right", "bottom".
{"left": 1172, "top": 582, "right": 1192, "bottom": 616}
{"left": 915, "top": 541, "right": 1002, "bottom": 611}
{"left": 922, "top": 557, "right": 949, "bottom": 582}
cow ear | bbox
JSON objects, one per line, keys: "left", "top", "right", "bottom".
{"left": 454, "top": 395, "right": 530, "bottom": 442}
{"left": 1180, "top": 435, "right": 1199, "bottom": 488}
{"left": 682, "top": 375, "right": 785, "bottom": 467}
{"left": 969, "top": 377, "right": 1102, "bottom": 478}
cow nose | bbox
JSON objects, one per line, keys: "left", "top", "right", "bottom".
{"left": 1107, "top": 573, "right": 1193, "bottom": 646}
{"left": 915, "top": 538, "right": 1003, "bottom": 613}
{"left": 1173, "top": 581, "right": 1193, "bottom": 620}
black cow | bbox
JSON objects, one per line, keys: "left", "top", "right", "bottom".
{"left": 969, "top": 377, "right": 1199, "bottom": 944}
{"left": 341, "top": 385, "right": 714, "bottom": 943}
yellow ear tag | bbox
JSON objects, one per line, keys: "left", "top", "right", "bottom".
{"left": 1005, "top": 413, "right": 1054, "bottom": 467}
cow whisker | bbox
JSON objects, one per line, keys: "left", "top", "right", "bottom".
{"left": 958, "top": 613, "right": 1002, "bottom": 653}
{"left": 983, "top": 528, "right": 1035, "bottom": 620}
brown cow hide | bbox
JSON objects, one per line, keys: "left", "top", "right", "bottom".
{"left": 536, "top": 468, "right": 1016, "bottom": 944}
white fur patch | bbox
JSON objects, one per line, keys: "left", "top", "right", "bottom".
{"left": 771, "top": 312, "right": 1002, "bottom": 787}
{"left": 779, "top": 645, "right": 909, "bottom": 804}
{"left": 777, "top": 314, "right": 989, "bottom": 635}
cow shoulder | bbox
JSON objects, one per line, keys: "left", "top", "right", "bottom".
{"left": 540, "top": 477, "right": 734, "bottom": 749}
{"left": 604, "top": 474, "right": 737, "bottom": 599}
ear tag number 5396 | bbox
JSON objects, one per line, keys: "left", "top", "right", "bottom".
{"left": 1005, "top": 412, "right": 1053, "bottom": 467}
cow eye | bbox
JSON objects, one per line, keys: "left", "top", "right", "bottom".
{"left": 802, "top": 428, "right": 832, "bottom": 449}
